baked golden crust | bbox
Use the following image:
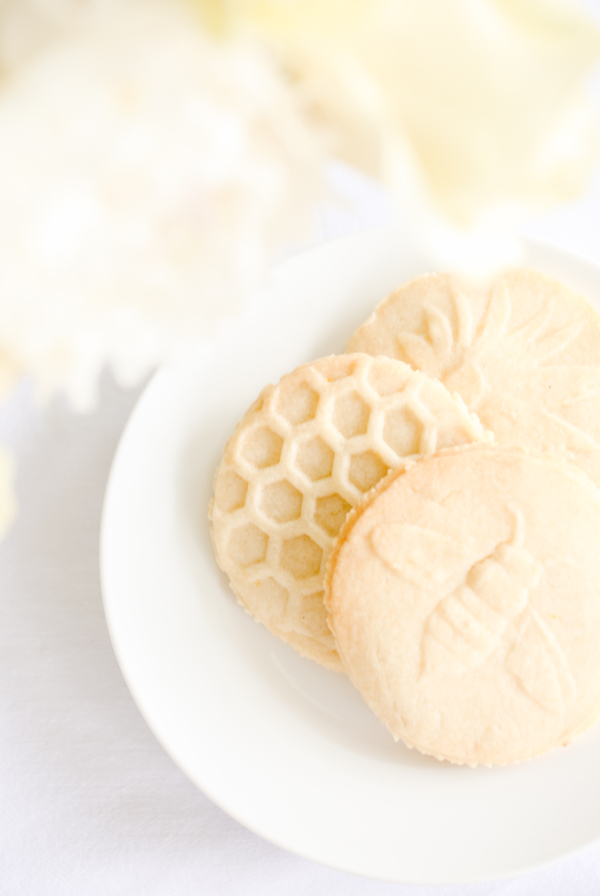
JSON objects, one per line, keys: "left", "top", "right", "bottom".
{"left": 210, "top": 353, "right": 488, "bottom": 671}
{"left": 327, "top": 444, "right": 600, "bottom": 765}
{"left": 348, "top": 268, "right": 600, "bottom": 488}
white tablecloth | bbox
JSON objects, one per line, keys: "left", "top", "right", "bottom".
{"left": 3, "top": 162, "right": 600, "bottom": 895}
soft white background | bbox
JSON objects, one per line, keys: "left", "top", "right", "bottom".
{"left": 3, "top": 156, "right": 600, "bottom": 895}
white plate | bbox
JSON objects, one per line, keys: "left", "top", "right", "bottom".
{"left": 101, "top": 228, "right": 600, "bottom": 885}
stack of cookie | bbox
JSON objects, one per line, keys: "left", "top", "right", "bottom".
{"left": 210, "top": 268, "right": 600, "bottom": 767}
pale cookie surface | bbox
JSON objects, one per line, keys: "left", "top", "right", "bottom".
{"left": 210, "top": 354, "right": 489, "bottom": 671}
{"left": 326, "top": 445, "right": 600, "bottom": 764}
{"left": 347, "top": 268, "right": 600, "bottom": 488}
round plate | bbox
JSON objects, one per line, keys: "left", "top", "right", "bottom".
{"left": 101, "top": 228, "right": 600, "bottom": 885}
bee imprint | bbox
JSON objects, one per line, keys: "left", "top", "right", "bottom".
{"left": 421, "top": 508, "right": 542, "bottom": 678}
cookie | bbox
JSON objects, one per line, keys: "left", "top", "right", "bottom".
{"left": 210, "top": 353, "right": 489, "bottom": 671}
{"left": 347, "top": 268, "right": 600, "bottom": 487}
{"left": 326, "top": 444, "right": 600, "bottom": 765}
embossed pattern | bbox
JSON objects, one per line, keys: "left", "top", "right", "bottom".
{"left": 396, "top": 282, "right": 509, "bottom": 407}
{"left": 506, "top": 608, "right": 578, "bottom": 714}
{"left": 326, "top": 445, "right": 600, "bottom": 765}
{"left": 347, "top": 270, "right": 600, "bottom": 483}
{"left": 211, "top": 353, "right": 488, "bottom": 670}
{"left": 371, "top": 504, "right": 576, "bottom": 711}
{"left": 419, "top": 509, "right": 543, "bottom": 678}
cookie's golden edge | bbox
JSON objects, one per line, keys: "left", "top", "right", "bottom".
{"left": 209, "top": 427, "right": 345, "bottom": 673}
{"left": 324, "top": 443, "right": 600, "bottom": 766}
{"left": 209, "top": 353, "right": 489, "bottom": 674}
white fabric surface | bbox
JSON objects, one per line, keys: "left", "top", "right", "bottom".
{"left": 3, "top": 162, "right": 600, "bottom": 895}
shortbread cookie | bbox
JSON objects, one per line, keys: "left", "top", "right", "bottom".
{"left": 326, "top": 445, "right": 600, "bottom": 765}
{"left": 210, "top": 354, "right": 489, "bottom": 671}
{"left": 347, "top": 269, "right": 600, "bottom": 487}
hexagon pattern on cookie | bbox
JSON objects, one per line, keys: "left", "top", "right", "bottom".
{"left": 210, "top": 353, "right": 490, "bottom": 671}
{"left": 347, "top": 268, "right": 600, "bottom": 488}
{"left": 326, "top": 445, "right": 600, "bottom": 765}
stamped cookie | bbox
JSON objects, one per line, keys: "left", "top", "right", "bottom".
{"left": 326, "top": 445, "right": 600, "bottom": 765}
{"left": 210, "top": 353, "right": 489, "bottom": 671}
{"left": 347, "top": 268, "right": 600, "bottom": 487}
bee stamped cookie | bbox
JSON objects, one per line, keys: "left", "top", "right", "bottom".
{"left": 325, "top": 445, "right": 600, "bottom": 765}
{"left": 210, "top": 354, "right": 489, "bottom": 671}
{"left": 347, "top": 269, "right": 600, "bottom": 488}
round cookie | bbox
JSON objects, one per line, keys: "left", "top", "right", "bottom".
{"left": 210, "top": 353, "right": 489, "bottom": 671}
{"left": 326, "top": 445, "right": 600, "bottom": 765}
{"left": 347, "top": 268, "right": 600, "bottom": 488}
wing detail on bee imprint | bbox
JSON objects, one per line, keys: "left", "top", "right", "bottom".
{"left": 420, "top": 508, "right": 542, "bottom": 678}
{"left": 505, "top": 608, "right": 577, "bottom": 714}
{"left": 396, "top": 282, "right": 511, "bottom": 408}
{"left": 395, "top": 282, "right": 592, "bottom": 429}
{"left": 369, "top": 522, "right": 469, "bottom": 590}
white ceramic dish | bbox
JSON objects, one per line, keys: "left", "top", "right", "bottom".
{"left": 101, "top": 228, "right": 600, "bottom": 885}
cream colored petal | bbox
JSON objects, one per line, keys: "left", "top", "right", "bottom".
{"left": 229, "top": 0, "right": 600, "bottom": 228}
{"left": 0, "top": 0, "right": 326, "bottom": 409}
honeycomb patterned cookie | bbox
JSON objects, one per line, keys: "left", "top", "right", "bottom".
{"left": 210, "top": 353, "right": 490, "bottom": 671}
